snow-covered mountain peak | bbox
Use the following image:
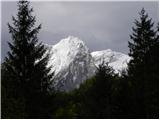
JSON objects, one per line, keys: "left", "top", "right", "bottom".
{"left": 46, "top": 36, "right": 131, "bottom": 91}
{"left": 56, "top": 36, "right": 87, "bottom": 50}
{"left": 47, "top": 36, "right": 95, "bottom": 91}
{"left": 48, "top": 36, "right": 89, "bottom": 74}
{"left": 91, "top": 49, "right": 131, "bottom": 73}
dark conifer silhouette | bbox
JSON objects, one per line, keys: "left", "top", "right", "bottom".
{"left": 84, "top": 62, "right": 116, "bottom": 118}
{"left": 1, "top": 3, "right": 158, "bottom": 118}
{"left": 128, "top": 8, "right": 159, "bottom": 118}
{"left": 2, "top": 0, "right": 54, "bottom": 118}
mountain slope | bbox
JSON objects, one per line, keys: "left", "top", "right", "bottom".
{"left": 47, "top": 36, "right": 95, "bottom": 91}
{"left": 91, "top": 49, "right": 131, "bottom": 73}
{"left": 46, "top": 36, "right": 131, "bottom": 91}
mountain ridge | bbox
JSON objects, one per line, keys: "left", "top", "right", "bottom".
{"left": 46, "top": 36, "right": 131, "bottom": 91}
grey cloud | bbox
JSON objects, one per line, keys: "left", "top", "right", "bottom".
{"left": 1, "top": 1, "right": 159, "bottom": 62}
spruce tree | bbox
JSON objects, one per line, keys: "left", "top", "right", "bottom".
{"left": 4, "top": 0, "right": 54, "bottom": 118}
{"left": 88, "top": 62, "right": 116, "bottom": 118}
{"left": 1, "top": 62, "right": 28, "bottom": 118}
{"left": 128, "top": 8, "right": 159, "bottom": 118}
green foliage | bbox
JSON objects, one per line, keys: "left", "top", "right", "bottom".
{"left": 54, "top": 102, "right": 78, "bottom": 118}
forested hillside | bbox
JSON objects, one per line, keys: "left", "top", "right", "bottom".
{"left": 1, "top": 0, "right": 159, "bottom": 118}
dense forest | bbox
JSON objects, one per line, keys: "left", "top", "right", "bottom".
{"left": 1, "top": 0, "right": 159, "bottom": 118}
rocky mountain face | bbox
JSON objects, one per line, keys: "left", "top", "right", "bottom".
{"left": 46, "top": 36, "right": 131, "bottom": 91}
{"left": 46, "top": 36, "right": 95, "bottom": 91}
{"left": 91, "top": 49, "right": 131, "bottom": 73}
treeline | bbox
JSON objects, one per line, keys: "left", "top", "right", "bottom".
{"left": 1, "top": 0, "right": 159, "bottom": 119}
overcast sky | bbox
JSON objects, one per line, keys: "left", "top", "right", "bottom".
{"left": 1, "top": 1, "right": 159, "bottom": 61}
